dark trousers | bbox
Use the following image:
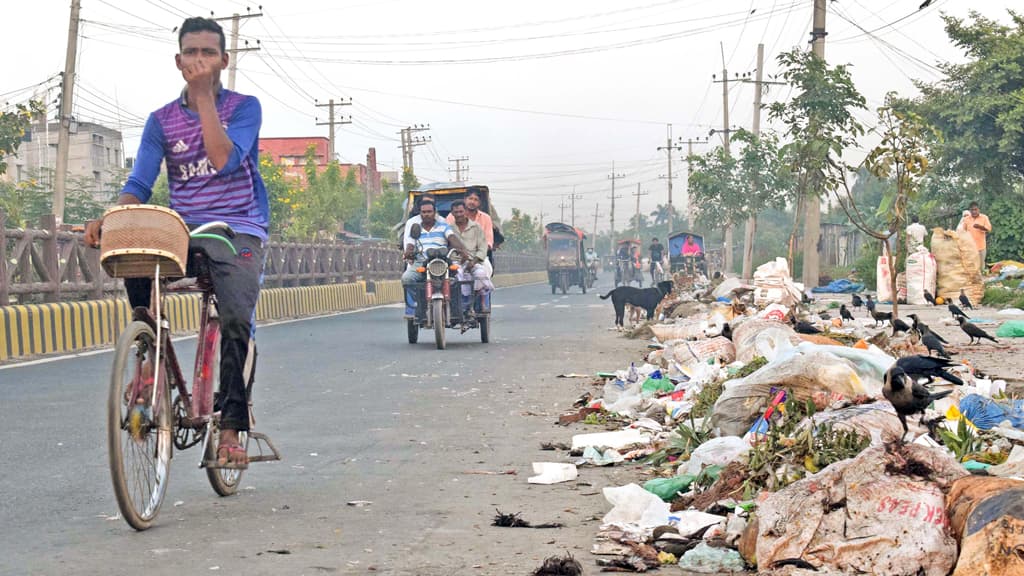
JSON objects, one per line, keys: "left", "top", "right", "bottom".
{"left": 125, "top": 233, "right": 265, "bottom": 431}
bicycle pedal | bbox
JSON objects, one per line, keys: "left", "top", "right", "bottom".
{"left": 246, "top": 431, "right": 282, "bottom": 463}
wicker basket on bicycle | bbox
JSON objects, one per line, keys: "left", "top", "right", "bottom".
{"left": 100, "top": 205, "right": 190, "bottom": 278}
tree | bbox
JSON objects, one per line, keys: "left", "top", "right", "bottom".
{"left": 0, "top": 101, "right": 43, "bottom": 176}
{"left": 650, "top": 204, "right": 672, "bottom": 227}
{"left": 913, "top": 10, "right": 1024, "bottom": 261}
{"left": 733, "top": 129, "right": 795, "bottom": 278}
{"left": 833, "top": 93, "right": 935, "bottom": 316}
{"left": 502, "top": 208, "right": 541, "bottom": 251}
{"left": 769, "top": 48, "right": 866, "bottom": 285}
{"left": 401, "top": 168, "right": 420, "bottom": 193}
{"left": 687, "top": 146, "right": 740, "bottom": 235}
{"left": 259, "top": 154, "right": 298, "bottom": 237}
{"left": 367, "top": 185, "right": 404, "bottom": 240}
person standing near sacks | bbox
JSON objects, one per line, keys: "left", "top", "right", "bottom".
{"left": 906, "top": 215, "right": 927, "bottom": 253}
{"left": 957, "top": 202, "right": 992, "bottom": 273}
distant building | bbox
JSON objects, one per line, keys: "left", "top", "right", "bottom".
{"left": 378, "top": 169, "right": 401, "bottom": 194}
{"left": 258, "top": 137, "right": 383, "bottom": 203}
{"left": 2, "top": 120, "right": 125, "bottom": 200}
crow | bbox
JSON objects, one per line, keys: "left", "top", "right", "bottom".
{"left": 865, "top": 294, "right": 876, "bottom": 312}
{"left": 884, "top": 366, "right": 952, "bottom": 441}
{"left": 908, "top": 314, "right": 948, "bottom": 344}
{"left": 948, "top": 303, "right": 969, "bottom": 320}
{"left": 923, "top": 290, "right": 937, "bottom": 306}
{"left": 871, "top": 308, "right": 893, "bottom": 326}
{"left": 840, "top": 304, "right": 855, "bottom": 323}
{"left": 896, "top": 355, "right": 964, "bottom": 386}
{"left": 721, "top": 322, "right": 733, "bottom": 341}
{"left": 959, "top": 289, "right": 974, "bottom": 310}
{"left": 957, "top": 316, "right": 998, "bottom": 345}
{"left": 921, "top": 329, "right": 951, "bottom": 358}
{"left": 795, "top": 320, "right": 822, "bottom": 335}
{"left": 851, "top": 294, "right": 864, "bottom": 310}
{"left": 892, "top": 317, "right": 912, "bottom": 336}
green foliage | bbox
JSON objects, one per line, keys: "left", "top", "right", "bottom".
{"left": 367, "top": 186, "right": 405, "bottom": 240}
{"left": 743, "top": 396, "right": 870, "bottom": 496}
{"left": 937, "top": 418, "right": 983, "bottom": 463}
{"left": 401, "top": 168, "right": 420, "bottom": 193}
{"left": 912, "top": 10, "right": 1024, "bottom": 259}
{"left": 769, "top": 49, "right": 867, "bottom": 204}
{"left": 690, "top": 379, "right": 725, "bottom": 419}
{"left": 853, "top": 241, "right": 881, "bottom": 289}
{"left": 287, "top": 145, "right": 365, "bottom": 240}
{"left": 0, "top": 101, "right": 44, "bottom": 176}
{"left": 0, "top": 167, "right": 106, "bottom": 226}
{"left": 982, "top": 284, "right": 1024, "bottom": 309}
{"left": 148, "top": 173, "right": 170, "bottom": 207}
{"left": 501, "top": 208, "right": 541, "bottom": 251}
{"left": 259, "top": 153, "right": 295, "bottom": 236}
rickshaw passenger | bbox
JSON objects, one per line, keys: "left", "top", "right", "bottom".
{"left": 449, "top": 200, "right": 493, "bottom": 296}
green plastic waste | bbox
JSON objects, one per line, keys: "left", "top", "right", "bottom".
{"left": 644, "top": 475, "right": 696, "bottom": 501}
{"left": 641, "top": 376, "right": 674, "bottom": 396}
{"left": 996, "top": 320, "right": 1024, "bottom": 338}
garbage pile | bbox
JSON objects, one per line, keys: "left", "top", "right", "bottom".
{"left": 539, "top": 266, "right": 1024, "bottom": 574}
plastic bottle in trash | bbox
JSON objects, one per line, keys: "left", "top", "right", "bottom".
{"left": 603, "top": 379, "right": 627, "bottom": 404}
{"left": 627, "top": 362, "right": 639, "bottom": 384}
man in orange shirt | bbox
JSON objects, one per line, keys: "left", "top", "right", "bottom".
{"left": 958, "top": 201, "right": 992, "bottom": 273}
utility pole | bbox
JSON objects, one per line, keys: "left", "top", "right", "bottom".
{"left": 607, "top": 162, "right": 624, "bottom": 255}
{"left": 657, "top": 123, "right": 683, "bottom": 235}
{"left": 315, "top": 98, "right": 352, "bottom": 163}
{"left": 52, "top": 0, "right": 81, "bottom": 225}
{"left": 591, "top": 203, "right": 604, "bottom": 249}
{"left": 632, "top": 184, "right": 649, "bottom": 241}
{"left": 538, "top": 205, "right": 547, "bottom": 230}
{"left": 802, "top": 0, "right": 828, "bottom": 288}
{"left": 398, "top": 125, "right": 431, "bottom": 175}
{"left": 737, "top": 43, "right": 786, "bottom": 280}
{"left": 447, "top": 156, "right": 469, "bottom": 182}
{"left": 558, "top": 197, "right": 569, "bottom": 223}
{"left": 568, "top": 187, "right": 584, "bottom": 227}
{"left": 678, "top": 137, "right": 708, "bottom": 229}
{"left": 213, "top": 10, "right": 262, "bottom": 91}
{"left": 712, "top": 42, "right": 736, "bottom": 272}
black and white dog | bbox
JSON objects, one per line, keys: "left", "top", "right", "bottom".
{"left": 599, "top": 280, "right": 675, "bottom": 328}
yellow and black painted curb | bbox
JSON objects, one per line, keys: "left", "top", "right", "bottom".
{"left": 0, "top": 272, "right": 546, "bottom": 363}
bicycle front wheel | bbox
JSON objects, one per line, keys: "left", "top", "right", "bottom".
{"left": 107, "top": 321, "right": 172, "bottom": 531}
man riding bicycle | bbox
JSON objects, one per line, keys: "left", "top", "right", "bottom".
{"left": 648, "top": 237, "right": 665, "bottom": 283}
{"left": 85, "top": 16, "right": 266, "bottom": 469}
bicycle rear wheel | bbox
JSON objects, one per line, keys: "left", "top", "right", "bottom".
{"left": 107, "top": 321, "right": 172, "bottom": 531}
{"left": 205, "top": 420, "right": 247, "bottom": 496}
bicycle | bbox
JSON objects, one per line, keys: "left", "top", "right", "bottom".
{"left": 106, "top": 221, "right": 280, "bottom": 531}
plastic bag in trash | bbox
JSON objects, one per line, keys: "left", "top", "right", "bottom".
{"left": 756, "top": 444, "right": 966, "bottom": 575}
{"left": 996, "top": 320, "right": 1024, "bottom": 338}
{"left": 710, "top": 350, "right": 884, "bottom": 437}
{"left": 601, "top": 483, "right": 671, "bottom": 533}
{"left": 677, "top": 542, "right": 746, "bottom": 573}
{"left": 683, "top": 436, "right": 750, "bottom": 476}
{"left": 946, "top": 476, "right": 1024, "bottom": 576}
{"left": 527, "top": 462, "right": 578, "bottom": 484}
{"left": 643, "top": 475, "right": 695, "bottom": 501}
{"left": 731, "top": 319, "right": 799, "bottom": 363}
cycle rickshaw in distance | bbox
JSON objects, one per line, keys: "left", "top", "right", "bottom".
{"left": 669, "top": 231, "right": 708, "bottom": 276}
{"left": 543, "top": 222, "right": 587, "bottom": 294}
{"left": 613, "top": 238, "right": 642, "bottom": 287}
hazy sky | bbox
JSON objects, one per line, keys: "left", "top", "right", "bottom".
{"left": 3, "top": 0, "right": 1018, "bottom": 231}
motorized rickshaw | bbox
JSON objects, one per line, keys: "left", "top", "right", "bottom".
{"left": 668, "top": 232, "right": 708, "bottom": 277}
{"left": 398, "top": 184, "right": 500, "bottom": 347}
{"left": 613, "top": 238, "right": 643, "bottom": 287}
{"left": 544, "top": 222, "right": 587, "bottom": 295}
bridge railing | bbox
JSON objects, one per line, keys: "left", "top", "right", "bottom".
{"left": 1, "top": 211, "right": 545, "bottom": 305}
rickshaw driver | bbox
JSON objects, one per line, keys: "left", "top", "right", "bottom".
{"left": 402, "top": 200, "right": 469, "bottom": 319}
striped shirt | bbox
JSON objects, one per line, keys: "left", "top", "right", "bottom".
{"left": 123, "top": 89, "right": 269, "bottom": 240}
{"left": 413, "top": 219, "right": 454, "bottom": 260}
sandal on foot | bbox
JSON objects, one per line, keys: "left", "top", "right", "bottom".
{"left": 216, "top": 442, "right": 249, "bottom": 470}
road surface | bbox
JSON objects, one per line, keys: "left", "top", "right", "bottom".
{"left": 0, "top": 278, "right": 648, "bottom": 575}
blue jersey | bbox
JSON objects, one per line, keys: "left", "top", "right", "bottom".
{"left": 416, "top": 220, "right": 454, "bottom": 258}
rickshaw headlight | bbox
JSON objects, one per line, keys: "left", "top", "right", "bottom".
{"left": 427, "top": 259, "right": 448, "bottom": 276}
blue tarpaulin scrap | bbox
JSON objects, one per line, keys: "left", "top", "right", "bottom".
{"left": 959, "top": 394, "right": 1024, "bottom": 430}
{"left": 811, "top": 279, "right": 866, "bottom": 294}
